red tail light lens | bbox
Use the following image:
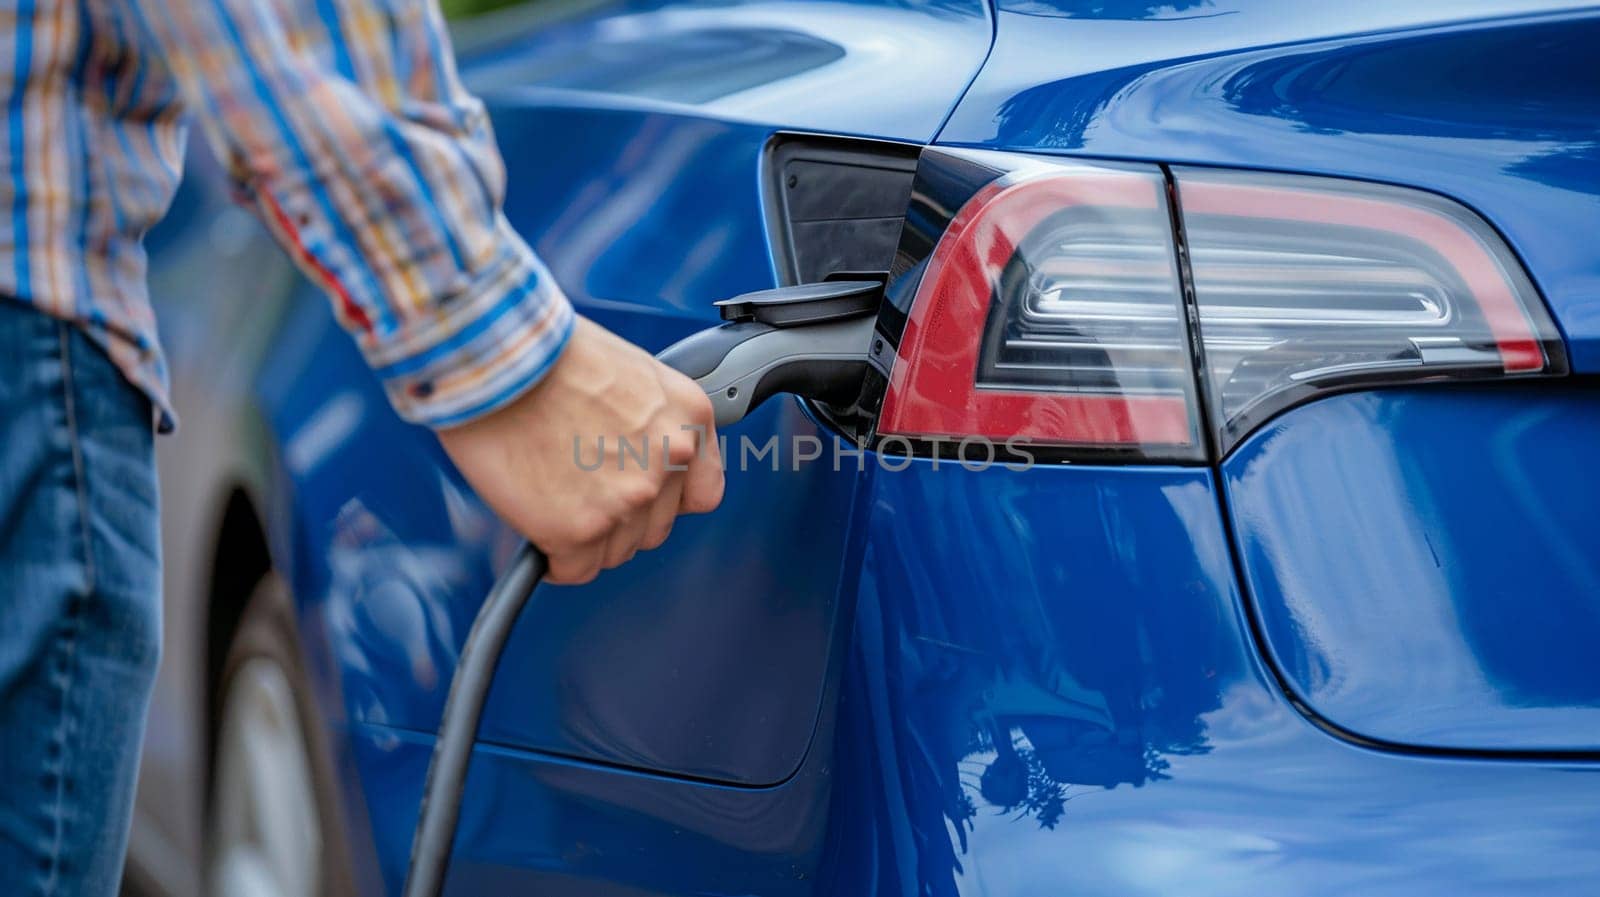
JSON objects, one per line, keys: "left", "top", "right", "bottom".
{"left": 869, "top": 151, "right": 1567, "bottom": 462}
{"left": 878, "top": 158, "right": 1204, "bottom": 460}
{"left": 1175, "top": 168, "right": 1567, "bottom": 450}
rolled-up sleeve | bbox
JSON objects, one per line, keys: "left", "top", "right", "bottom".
{"left": 124, "top": 0, "right": 573, "bottom": 427}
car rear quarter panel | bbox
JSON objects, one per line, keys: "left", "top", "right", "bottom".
{"left": 834, "top": 2, "right": 1600, "bottom": 892}
{"left": 1223, "top": 385, "right": 1600, "bottom": 752}
{"left": 818, "top": 461, "right": 1600, "bottom": 897}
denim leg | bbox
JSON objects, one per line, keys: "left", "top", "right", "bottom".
{"left": 0, "top": 300, "right": 162, "bottom": 896}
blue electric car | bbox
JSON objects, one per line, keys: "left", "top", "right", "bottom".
{"left": 128, "top": 0, "right": 1600, "bottom": 894}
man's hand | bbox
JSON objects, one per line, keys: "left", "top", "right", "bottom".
{"left": 438, "top": 317, "right": 724, "bottom": 584}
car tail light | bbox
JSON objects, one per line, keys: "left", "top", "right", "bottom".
{"left": 871, "top": 150, "right": 1566, "bottom": 461}
{"left": 877, "top": 157, "right": 1205, "bottom": 460}
{"left": 1174, "top": 168, "right": 1567, "bottom": 450}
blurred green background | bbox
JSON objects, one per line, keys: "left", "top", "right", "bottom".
{"left": 442, "top": 0, "right": 528, "bottom": 18}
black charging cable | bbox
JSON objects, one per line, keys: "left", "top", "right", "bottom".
{"left": 401, "top": 542, "right": 546, "bottom": 897}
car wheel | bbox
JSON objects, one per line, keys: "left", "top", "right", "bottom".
{"left": 206, "top": 575, "right": 356, "bottom": 897}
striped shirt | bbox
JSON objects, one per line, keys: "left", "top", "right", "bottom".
{"left": 0, "top": 0, "right": 574, "bottom": 431}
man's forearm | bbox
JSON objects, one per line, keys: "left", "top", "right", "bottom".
{"left": 123, "top": 0, "right": 573, "bottom": 425}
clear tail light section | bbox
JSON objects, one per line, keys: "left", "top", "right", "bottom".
{"left": 877, "top": 154, "right": 1205, "bottom": 461}
{"left": 869, "top": 150, "right": 1567, "bottom": 462}
{"left": 1174, "top": 168, "right": 1567, "bottom": 451}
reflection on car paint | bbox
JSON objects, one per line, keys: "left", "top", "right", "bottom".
{"left": 818, "top": 461, "right": 1600, "bottom": 897}
{"left": 1227, "top": 386, "right": 1600, "bottom": 751}
{"left": 349, "top": 457, "right": 1600, "bottom": 894}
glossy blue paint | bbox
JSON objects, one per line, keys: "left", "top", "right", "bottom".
{"left": 347, "top": 460, "right": 1600, "bottom": 896}
{"left": 349, "top": 720, "right": 840, "bottom": 897}
{"left": 496, "top": 104, "right": 776, "bottom": 324}
{"left": 936, "top": 2, "right": 1600, "bottom": 371}
{"left": 1223, "top": 385, "right": 1600, "bottom": 752}
{"left": 475, "top": 400, "right": 861, "bottom": 785}
{"left": 461, "top": 0, "right": 991, "bottom": 143}
{"left": 339, "top": 452, "right": 878, "bottom": 897}
{"left": 822, "top": 461, "right": 1600, "bottom": 896}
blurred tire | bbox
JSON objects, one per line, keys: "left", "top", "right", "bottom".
{"left": 206, "top": 575, "right": 356, "bottom": 897}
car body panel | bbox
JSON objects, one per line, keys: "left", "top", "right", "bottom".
{"left": 1224, "top": 385, "right": 1600, "bottom": 752}
{"left": 938, "top": 1, "right": 1600, "bottom": 371}
{"left": 821, "top": 461, "right": 1600, "bottom": 897}
{"left": 353, "top": 460, "right": 1600, "bottom": 896}
{"left": 461, "top": 0, "right": 993, "bottom": 142}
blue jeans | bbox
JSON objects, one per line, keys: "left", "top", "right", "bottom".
{"left": 0, "top": 299, "right": 162, "bottom": 896}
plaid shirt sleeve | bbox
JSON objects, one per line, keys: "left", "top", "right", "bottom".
{"left": 124, "top": 0, "right": 575, "bottom": 428}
